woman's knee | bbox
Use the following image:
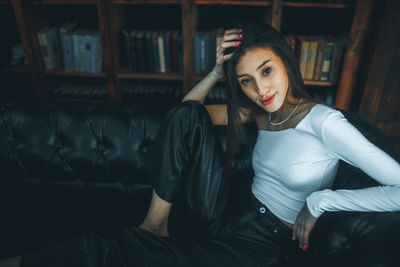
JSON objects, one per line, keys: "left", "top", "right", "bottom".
{"left": 166, "top": 100, "right": 210, "bottom": 123}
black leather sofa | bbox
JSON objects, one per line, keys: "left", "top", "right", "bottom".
{"left": 0, "top": 99, "right": 399, "bottom": 267}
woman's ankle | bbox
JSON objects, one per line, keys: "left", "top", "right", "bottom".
{"left": 139, "top": 221, "right": 169, "bottom": 237}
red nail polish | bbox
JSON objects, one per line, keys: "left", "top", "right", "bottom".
{"left": 303, "top": 245, "right": 308, "bottom": 251}
{"left": 239, "top": 29, "right": 242, "bottom": 33}
{"left": 236, "top": 41, "right": 242, "bottom": 45}
{"left": 239, "top": 34, "right": 243, "bottom": 38}
{"left": 292, "top": 236, "right": 295, "bottom": 241}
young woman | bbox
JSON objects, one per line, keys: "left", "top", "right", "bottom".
{"left": 19, "top": 23, "right": 400, "bottom": 267}
{"left": 136, "top": 22, "right": 400, "bottom": 266}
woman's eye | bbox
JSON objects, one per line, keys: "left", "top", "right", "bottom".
{"left": 241, "top": 79, "right": 251, "bottom": 85}
{"left": 262, "top": 68, "right": 272, "bottom": 75}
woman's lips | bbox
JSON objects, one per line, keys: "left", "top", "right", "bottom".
{"left": 262, "top": 95, "right": 275, "bottom": 105}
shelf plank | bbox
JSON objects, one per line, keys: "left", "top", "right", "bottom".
{"left": 304, "top": 80, "right": 335, "bottom": 86}
{"left": 282, "top": 2, "right": 352, "bottom": 8}
{"left": 27, "top": 0, "right": 96, "bottom": 5}
{"left": 195, "top": 0, "right": 271, "bottom": 6}
{"left": 194, "top": 76, "right": 334, "bottom": 87}
{"left": 43, "top": 66, "right": 106, "bottom": 77}
{"left": 111, "top": 0, "right": 181, "bottom": 5}
{"left": 117, "top": 72, "right": 184, "bottom": 80}
{"left": 1, "top": 66, "right": 30, "bottom": 73}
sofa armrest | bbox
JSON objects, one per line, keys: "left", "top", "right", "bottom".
{"left": 310, "top": 211, "right": 400, "bottom": 267}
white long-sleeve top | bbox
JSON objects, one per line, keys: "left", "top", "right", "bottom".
{"left": 251, "top": 104, "right": 400, "bottom": 224}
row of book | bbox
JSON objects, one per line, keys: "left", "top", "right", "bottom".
{"left": 285, "top": 0, "right": 354, "bottom": 3}
{"left": 124, "top": 83, "right": 182, "bottom": 97}
{"left": 193, "top": 29, "right": 224, "bottom": 76}
{"left": 54, "top": 83, "right": 108, "bottom": 97}
{"left": 38, "top": 22, "right": 103, "bottom": 73}
{"left": 286, "top": 34, "right": 347, "bottom": 82}
{"left": 122, "top": 29, "right": 183, "bottom": 74}
{"left": 53, "top": 82, "right": 333, "bottom": 106}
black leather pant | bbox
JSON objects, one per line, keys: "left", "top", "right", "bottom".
{"left": 21, "top": 101, "right": 299, "bottom": 267}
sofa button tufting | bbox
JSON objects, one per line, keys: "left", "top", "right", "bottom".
{"left": 98, "top": 144, "right": 106, "bottom": 151}
{"left": 55, "top": 142, "right": 62, "bottom": 149}
{"left": 259, "top": 207, "right": 266, "bottom": 214}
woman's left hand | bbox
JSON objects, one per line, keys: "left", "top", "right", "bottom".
{"left": 293, "top": 203, "right": 318, "bottom": 251}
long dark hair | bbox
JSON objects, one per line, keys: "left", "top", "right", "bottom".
{"left": 223, "top": 22, "right": 310, "bottom": 172}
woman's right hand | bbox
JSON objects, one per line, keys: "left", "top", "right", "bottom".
{"left": 212, "top": 28, "right": 243, "bottom": 78}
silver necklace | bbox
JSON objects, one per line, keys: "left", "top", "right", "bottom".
{"left": 268, "top": 98, "right": 303, "bottom": 126}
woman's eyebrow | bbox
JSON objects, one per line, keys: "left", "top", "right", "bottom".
{"left": 237, "top": 59, "right": 271, "bottom": 78}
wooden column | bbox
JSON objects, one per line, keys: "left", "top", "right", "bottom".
{"left": 268, "top": 0, "right": 282, "bottom": 31}
{"left": 334, "top": 0, "right": 373, "bottom": 110}
{"left": 182, "top": 0, "right": 195, "bottom": 95}
{"left": 96, "top": 0, "right": 120, "bottom": 101}
{"left": 358, "top": 0, "right": 400, "bottom": 133}
{"left": 11, "top": 0, "right": 48, "bottom": 98}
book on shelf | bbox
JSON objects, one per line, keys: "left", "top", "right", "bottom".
{"left": 158, "top": 30, "right": 166, "bottom": 73}
{"left": 121, "top": 29, "right": 182, "bottom": 75}
{"left": 304, "top": 36, "right": 318, "bottom": 80}
{"left": 295, "top": 35, "right": 309, "bottom": 80}
{"left": 136, "top": 30, "right": 146, "bottom": 72}
{"left": 54, "top": 83, "right": 107, "bottom": 98}
{"left": 320, "top": 36, "right": 335, "bottom": 81}
{"left": 329, "top": 36, "right": 347, "bottom": 82}
{"left": 38, "top": 26, "right": 62, "bottom": 70}
{"left": 312, "top": 35, "right": 326, "bottom": 81}
{"left": 59, "top": 21, "right": 78, "bottom": 72}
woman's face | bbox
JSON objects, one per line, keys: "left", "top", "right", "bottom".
{"left": 235, "top": 47, "right": 292, "bottom": 113}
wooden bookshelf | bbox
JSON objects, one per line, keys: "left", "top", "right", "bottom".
{"left": 112, "top": 0, "right": 181, "bottom": 4}
{"left": 43, "top": 66, "right": 106, "bottom": 78}
{"left": 2, "top": 0, "right": 375, "bottom": 109}
{"left": 117, "top": 72, "right": 184, "bottom": 81}
{"left": 195, "top": 0, "right": 271, "bottom": 6}
{"left": 282, "top": 2, "right": 352, "bottom": 8}
{"left": 27, "top": 0, "right": 96, "bottom": 5}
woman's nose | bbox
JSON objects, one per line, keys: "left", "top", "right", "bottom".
{"left": 257, "top": 86, "right": 270, "bottom": 96}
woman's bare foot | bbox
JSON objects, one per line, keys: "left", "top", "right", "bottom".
{"left": 139, "top": 190, "right": 172, "bottom": 237}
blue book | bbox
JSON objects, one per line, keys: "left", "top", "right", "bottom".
{"left": 320, "top": 36, "right": 335, "bottom": 81}
{"left": 145, "top": 30, "right": 154, "bottom": 73}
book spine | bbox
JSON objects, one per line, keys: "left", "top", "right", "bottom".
{"left": 200, "top": 34, "right": 206, "bottom": 74}
{"left": 299, "top": 38, "right": 309, "bottom": 80}
{"left": 305, "top": 37, "right": 318, "bottom": 80}
{"left": 83, "top": 33, "right": 92, "bottom": 73}
{"left": 164, "top": 32, "right": 171, "bottom": 73}
{"left": 194, "top": 33, "right": 200, "bottom": 75}
{"left": 90, "top": 34, "right": 97, "bottom": 73}
{"left": 145, "top": 31, "right": 154, "bottom": 73}
{"left": 136, "top": 32, "right": 146, "bottom": 72}
{"left": 130, "top": 30, "right": 138, "bottom": 72}
{"left": 153, "top": 31, "right": 160, "bottom": 73}
{"left": 313, "top": 37, "right": 326, "bottom": 81}
{"left": 320, "top": 38, "right": 335, "bottom": 81}
{"left": 122, "top": 30, "right": 132, "bottom": 71}
{"left": 158, "top": 32, "right": 166, "bottom": 73}
{"left": 171, "top": 32, "right": 178, "bottom": 73}
{"left": 96, "top": 33, "right": 103, "bottom": 73}
{"left": 329, "top": 38, "right": 346, "bottom": 82}
{"left": 38, "top": 32, "right": 51, "bottom": 70}
{"left": 79, "top": 32, "right": 85, "bottom": 72}
{"left": 177, "top": 33, "right": 183, "bottom": 75}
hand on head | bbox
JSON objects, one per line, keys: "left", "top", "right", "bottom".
{"left": 213, "top": 28, "right": 243, "bottom": 78}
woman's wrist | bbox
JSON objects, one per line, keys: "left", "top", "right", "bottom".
{"left": 211, "top": 65, "right": 223, "bottom": 79}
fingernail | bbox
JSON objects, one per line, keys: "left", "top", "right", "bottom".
{"left": 292, "top": 236, "right": 295, "bottom": 241}
{"left": 236, "top": 41, "right": 242, "bottom": 45}
{"left": 304, "top": 245, "right": 308, "bottom": 251}
{"left": 299, "top": 245, "right": 303, "bottom": 249}
{"left": 239, "top": 34, "right": 243, "bottom": 38}
{"left": 239, "top": 29, "right": 242, "bottom": 32}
